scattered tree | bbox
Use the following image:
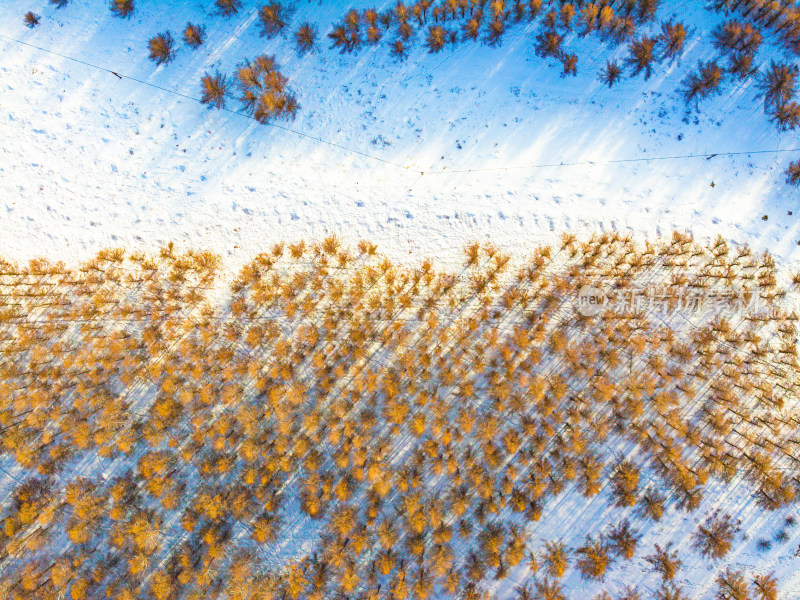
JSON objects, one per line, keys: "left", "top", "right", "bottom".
{"left": 295, "top": 22, "right": 318, "bottom": 54}
{"left": 215, "top": 0, "right": 241, "bottom": 17}
{"left": 110, "top": 0, "right": 133, "bottom": 18}
{"left": 200, "top": 71, "right": 230, "bottom": 109}
{"left": 148, "top": 32, "right": 176, "bottom": 66}
{"left": 24, "top": 12, "right": 40, "bottom": 27}
{"left": 184, "top": 23, "right": 206, "bottom": 49}
{"left": 259, "top": 2, "right": 293, "bottom": 38}
{"left": 600, "top": 60, "right": 623, "bottom": 87}
{"left": 693, "top": 512, "right": 738, "bottom": 560}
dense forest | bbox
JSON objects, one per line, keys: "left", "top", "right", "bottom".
{"left": 0, "top": 233, "right": 797, "bottom": 599}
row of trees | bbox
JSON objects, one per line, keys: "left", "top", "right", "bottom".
{"left": 0, "top": 234, "right": 796, "bottom": 599}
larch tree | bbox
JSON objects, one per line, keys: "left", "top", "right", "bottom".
{"left": 693, "top": 512, "right": 738, "bottom": 560}
{"left": 600, "top": 60, "right": 623, "bottom": 87}
{"left": 259, "top": 2, "right": 293, "bottom": 38}
{"left": 786, "top": 159, "right": 800, "bottom": 186}
{"left": 714, "top": 568, "right": 750, "bottom": 600}
{"left": 681, "top": 60, "right": 724, "bottom": 104}
{"left": 626, "top": 36, "right": 657, "bottom": 79}
{"left": 200, "top": 71, "right": 230, "bottom": 108}
{"left": 751, "top": 572, "right": 778, "bottom": 600}
{"left": 24, "top": 11, "right": 40, "bottom": 27}
{"left": 184, "top": 23, "right": 206, "bottom": 48}
{"left": 575, "top": 535, "right": 612, "bottom": 581}
{"left": 758, "top": 61, "right": 798, "bottom": 110}
{"left": 110, "top": 0, "right": 133, "bottom": 18}
{"left": 608, "top": 519, "right": 640, "bottom": 560}
{"left": 659, "top": 20, "right": 686, "bottom": 60}
{"left": 542, "top": 540, "right": 569, "bottom": 579}
{"left": 148, "top": 32, "right": 176, "bottom": 66}
{"left": 215, "top": 0, "right": 242, "bottom": 17}
{"left": 295, "top": 22, "right": 318, "bottom": 54}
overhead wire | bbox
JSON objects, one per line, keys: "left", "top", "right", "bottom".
{"left": 2, "top": 32, "right": 799, "bottom": 178}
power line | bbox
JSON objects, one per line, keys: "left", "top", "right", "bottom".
{"left": 0, "top": 33, "right": 408, "bottom": 170}
{"left": 419, "top": 148, "right": 800, "bottom": 175}
{"left": 2, "top": 33, "right": 799, "bottom": 176}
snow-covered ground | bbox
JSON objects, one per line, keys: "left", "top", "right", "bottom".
{"left": 1, "top": 0, "right": 799, "bottom": 271}
{"left": 2, "top": 1, "right": 800, "bottom": 598}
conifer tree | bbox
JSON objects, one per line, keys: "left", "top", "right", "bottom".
{"left": 148, "top": 32, "right": 176, "bottom": 66}
{"left": 24, "top": 11, "right": 40, "bottom": 27}
{"left": 215, "top": 0, "right": 241, "bottom": 17}
{"left": 259, "top": 2, "right": 293, "bottom": 38}
{"left": 659, "top": 20, "right": 686, "bottom": 60}
{"left": 693, "top": 512, "right": 738, "bottom": 560}
{"left": 626, "top": 36, "right": 657, "bottom": 79}
{"left": 542, "top": 540, "right": 569, "bottom": 579}
{"left": 682, "top": 60, "right": 724, "bottom": 104}
{"left": 655, "top": 583, "right": 691, "bottom": 600}
{"left": 576, "top": 535, "right": 612, "bottom": 580}
{"left": 771, "top": 101, "right": 800, "bottom": 130}
{"left": 110, "top": 0, "right": 134, "bottom": 18}
{"left": 562, "top": 54, "right": 578, "bottom": 77}
{"left": 295, "top": 22, "right": 318, "bottom": 54}
{"left": 600, "top": 60, "right": 623, "bottom": 87}
{"left": 184, "top": 23, "right": 206, "bottom": 49}
{"left": 534, "top": 577, "right": 568, "bottom": 600}
{"left": 608, "top": 519, "right": 640, "bottom": 560}
{"left": 751, "top": 572, "right": 778, "bottom": 600}
{"left": 787, "top": 159, "right": 800, "bottom": 186}
{"left": 759, "top": 61, "right": 798, "bottom": 110}
{"left": 714, "top": 568, "right": 750, "bottom": 600}
{"left": 427, "top": 25, "right": 448, "bottom": 52}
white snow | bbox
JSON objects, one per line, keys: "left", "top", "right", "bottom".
{"left": 2, "top": 0, "right": 800, "bottom": 597}
{"left": 1, "top": 0, "right": 798, "bottom": 272}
